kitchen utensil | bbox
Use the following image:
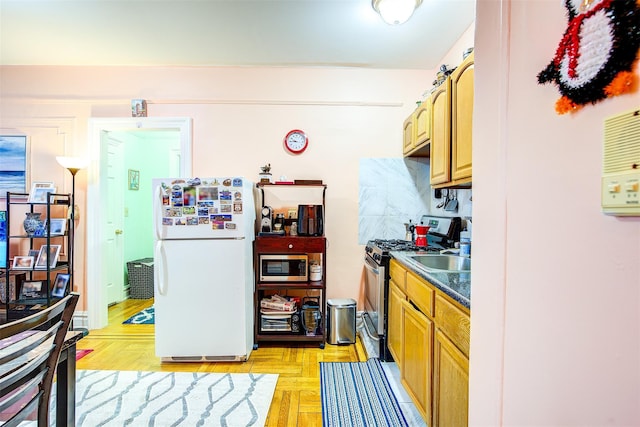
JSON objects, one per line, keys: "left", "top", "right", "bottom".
{"left": 445, "top": 189, "right": 458, "bottom": 212}
{"left": 436, "top": 190, "right": 447, "bottom": 209}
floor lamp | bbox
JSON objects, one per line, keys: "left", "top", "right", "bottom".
{"left": 56, "top": 156, "right": 88, "bottom": 295}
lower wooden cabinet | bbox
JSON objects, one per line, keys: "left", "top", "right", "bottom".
{"left": 387, "top": 280, "right": 405, "bottom": 365}
{"left": 401, "top": 298, "right": 433, "bottom": 423}
{"left": 434, "top": 330, "right": 469, "bottom": 427}
{"left": 389, "top": 259, "right": 470, "bottom": 427}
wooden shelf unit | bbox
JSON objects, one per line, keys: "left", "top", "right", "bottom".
{"left": 2, "top": 191, "right": 73, "bottom": 322}
{"left": 253, "top": 182, "right": 327, "bottom": 349}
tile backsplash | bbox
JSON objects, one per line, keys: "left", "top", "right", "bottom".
{"left": 358, "top": 158, "right": 472, "bottom": 244}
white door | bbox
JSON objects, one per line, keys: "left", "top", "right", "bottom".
{"left": 102, "top": 132, "right": 125, "bottom": 305}
{"left": 87, "top": 117, "right": 192, "bottom": 330}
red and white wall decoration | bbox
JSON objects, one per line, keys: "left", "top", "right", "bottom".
{"left": 537, "top": 0, "right": 640, "bottom": 115}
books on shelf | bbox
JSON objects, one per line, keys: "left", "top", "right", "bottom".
{"left": 260, "top": 295, "right": 296, "bottom": 312}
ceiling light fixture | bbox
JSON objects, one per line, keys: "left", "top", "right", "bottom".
{"left": 372, "top": 0, "right": 423, "bottom": 25}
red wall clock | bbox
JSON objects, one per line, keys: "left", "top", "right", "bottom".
{"left": 284, "top": 129, "right": 309, "bottom": 154}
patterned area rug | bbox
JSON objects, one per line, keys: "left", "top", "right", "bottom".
{"left": 122, "top": 306, "right": 155, "bottom": 324}
{"left": 53, "top": 370, "right": 278, "bottom": 426}
{"left": 320, "top": 358, "right": 408, "bottom": 427}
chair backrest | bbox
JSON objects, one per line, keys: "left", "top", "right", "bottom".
{"left": 0, "top": 293, "right": 79, "bottom": 427}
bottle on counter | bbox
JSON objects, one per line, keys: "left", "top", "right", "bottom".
{"left": 459, "top": 229, "right": 471, "bottom": 257}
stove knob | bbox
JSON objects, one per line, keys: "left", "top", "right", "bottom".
{"left": 373, "top": 253, "right": 381, "bottom": 263}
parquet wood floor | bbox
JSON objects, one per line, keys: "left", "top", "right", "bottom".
{"left": 76, "top": 298, "right": 366, "bottom": 426}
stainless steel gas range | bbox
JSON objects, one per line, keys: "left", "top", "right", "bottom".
{"left": 361, "top": 215, "right": 461, "bottom": 361}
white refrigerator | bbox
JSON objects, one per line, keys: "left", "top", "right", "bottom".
{"left": 152, "top": 177, "right": 255, "bottom": 362}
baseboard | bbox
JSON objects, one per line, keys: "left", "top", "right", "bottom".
{"left": 73, "top": 310, "right": 89, "bottom": 329}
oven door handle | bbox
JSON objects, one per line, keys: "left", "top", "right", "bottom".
{"left": 364, "top": 256, "right": 380, "bottom": 275}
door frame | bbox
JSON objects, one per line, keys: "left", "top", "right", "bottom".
{"left": 86, "top": 117, "right": 192, "bottom": 329}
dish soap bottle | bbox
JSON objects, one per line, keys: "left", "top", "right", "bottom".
{"left": 459, "top": 228, "right": 471, "bottom": 257}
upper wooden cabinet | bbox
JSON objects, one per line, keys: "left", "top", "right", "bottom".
{"left": 403, "top": 97, "right": 432, "bottom": 157}
{"left": 414, "top": 98, "right": 432, "bottom": 148}
{"left": 403, "top": 113, "right": 415, "bottom": 154}
{"left": 430, "top": 80, "right": 451, "bottom": 185}
{"left": 430, "top": 51, "right": 474, "bottom": 188}
{"left": 451, "top": 52, "right": 474, "bottom": 183}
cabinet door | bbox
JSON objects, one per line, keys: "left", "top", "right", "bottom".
{"left": 430, "top": 79, "right": 451, "bottom": 185}
{"left": 414, "top": 99, "right": 432, "bottom": 148}
{"left": 403, "top": 113, "right": 415, "bottom": 154}
{"left": 451, "top": 52, "right": 474, "bottom": 182}
{"left": 401, "top": 299, "right": 433, "bottom": 424}
{"left": 433, "top": 329, "right": 469, "bottom": 427}
{"left": 387, "top": 280, "right": 405, "bottom": 365}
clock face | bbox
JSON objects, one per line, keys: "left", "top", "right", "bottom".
{"left": 284, "top": 130, "right": 308, "bottom": 154}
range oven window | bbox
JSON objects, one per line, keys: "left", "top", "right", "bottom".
{"left": 260, "top": 254, "right": 308, "bottom": 282}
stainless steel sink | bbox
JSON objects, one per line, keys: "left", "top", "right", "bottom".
{"left": 405, "top": 254, "right": 471, "bottom": 272}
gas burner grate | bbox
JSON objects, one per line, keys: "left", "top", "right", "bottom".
{"left": 368, "top": 239, "right": 440, "bottom": 253}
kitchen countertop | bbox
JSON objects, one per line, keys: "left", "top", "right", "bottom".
{"left": 390, "top": 251, "right": 471, "bottom": 309}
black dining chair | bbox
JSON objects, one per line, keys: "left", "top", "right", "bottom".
{"left": 0, "top": 293, "right": 79, "bottom": 427}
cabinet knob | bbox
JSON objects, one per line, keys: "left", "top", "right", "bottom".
{"left": 115, "top": 229, "right": 123, "bottom": 235}
{"left": 288, "top": 244, "right": 293, "bottom": 249}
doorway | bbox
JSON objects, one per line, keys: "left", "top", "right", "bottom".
{"left": 86, "top": 117, "right": 192, "bottom": 330}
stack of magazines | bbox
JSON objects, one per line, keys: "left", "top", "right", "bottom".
{"left": 260, "top": 295, "right": 297, "bottom": 332}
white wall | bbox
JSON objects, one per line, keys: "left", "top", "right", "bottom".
{"left": 470, "top": 0, "right": 640, "bottom": 425}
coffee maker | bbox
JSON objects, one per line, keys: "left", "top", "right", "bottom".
{"left": 260, "top": 206, "right": 273, "bottom": 232}
{"left": 415, "top": 225, "right": 430, "bottom": 247}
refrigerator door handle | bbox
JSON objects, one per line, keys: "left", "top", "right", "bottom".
{"left": 155, "top": 240, "right": 168, "bottom": 296}
{"left": 153, "top": 185, "right": 163, "bottom": 240}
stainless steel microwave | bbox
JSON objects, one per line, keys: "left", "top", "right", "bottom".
{"left": 259, "top": 254, "right": 308, "bottom": 282}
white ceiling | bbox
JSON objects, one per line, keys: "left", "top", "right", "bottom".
{"left": 0, "top": 0, "right": 475, "bottom": 69}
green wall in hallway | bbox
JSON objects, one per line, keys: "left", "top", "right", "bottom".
{"left": 123, "top": 131, "right": 180, "bottom": 284}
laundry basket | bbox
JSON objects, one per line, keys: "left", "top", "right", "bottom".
{"left": 127, "top": 258, "right": 154, "bottom": 299}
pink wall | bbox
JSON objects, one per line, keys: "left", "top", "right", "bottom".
{"left": 0, "top": 65, "right": 432, "bottom": 312}
{"left": 471, "top": 0, "right": 640, "bottom": 425}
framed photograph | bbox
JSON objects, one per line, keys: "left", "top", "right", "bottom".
{"left": 28, "top": 182, "right": 56, "bottom": 204}
{"left": 128, "top": 169, "right": 140, "bottom": 191}
{"left": 35, "top": 244, "right": 61, "bottom": 269}
{"left": 12, "top": 256, "right": 34, "bottom": 269}
{"left": 131, "top": 99, "right": 147, "bottom": 117}
{"left": 51, "top": 273, "right": 70, "bottom": 298}
{"left": 28, "top": 249, "right": 39, "bottom": 258}
{"left": 0, "top": 135, "right": 28, "bottom": 198}
{"left": 0, "top": 272, "right": 24, "bottom": 303}
{"left": 46, "top": 218, "right": 67, "bottom": 235}
{"left": 19, "top": 280, "right": 47, "bottom": 299}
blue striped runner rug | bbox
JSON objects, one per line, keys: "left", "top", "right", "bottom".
{"left": 320, "top": 358, "right": 409, "bottom": 427}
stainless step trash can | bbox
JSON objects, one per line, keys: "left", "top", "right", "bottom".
{"left": 327, "top": 298, "right": 356, "bottom": 345}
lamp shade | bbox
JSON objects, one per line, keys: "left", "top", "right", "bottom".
{"left": 56, "top": 156, "right": 88, "bottom": 174}
{"left": 372, "top": 0, "right": 422, "bottom": 25}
